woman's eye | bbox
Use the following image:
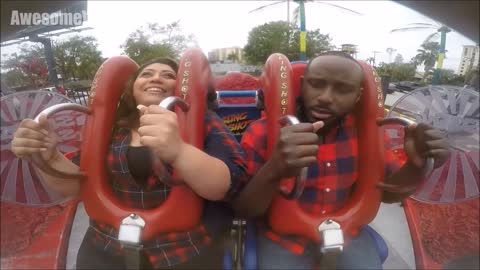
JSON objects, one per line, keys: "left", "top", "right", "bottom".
{"left": 163, "top": 73, "right": 176, "bottom": 79}
{"left": 139, "top": 72, "right": 152, "bottom": 77}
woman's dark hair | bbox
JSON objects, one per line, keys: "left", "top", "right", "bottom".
{"left": 206, "top": 84, "right": 218, "bottom": 111}
{"left": 113, "top": 57, "right": 178, "bottom": 132}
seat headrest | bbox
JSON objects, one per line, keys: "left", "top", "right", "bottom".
{"left": 214, "top": 72, "right": 260, "bottom": 90}
{"left": 291, "top": 61, "right": 307, "bottom": 98}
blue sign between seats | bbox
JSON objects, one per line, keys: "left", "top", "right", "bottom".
{"left": 216, "top": 105, "right": 262, "bottom": 141}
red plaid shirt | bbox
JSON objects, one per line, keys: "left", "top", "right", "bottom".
{"left": 72, "top": 111, "right": 246, "bottom": 268}
{"left": 241, "top": 114, "right": 400, "bottom": 255}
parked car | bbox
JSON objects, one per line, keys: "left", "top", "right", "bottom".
{"left": 41, "top": 86, "right": 57, "bottom": 92}
{"left": 0, "top": 87, "right": 15, "bottom": 97}
{"left": 394, "top": 81, "right": 422, "bottom": 92}
{"left": 387, "top": 83, "right": 396, "bottom": 94}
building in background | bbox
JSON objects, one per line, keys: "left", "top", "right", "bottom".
{"left": 208, "top": 47, "right": 244, "bottom": 63}
{"left": 209, "top": 62, "right": 260, "bottom": 76}
{"left": 458, "top": 45, "right": 479, "bottom": 75}
{"left": 341, "top": 44, "right": 358, "bottom": 58}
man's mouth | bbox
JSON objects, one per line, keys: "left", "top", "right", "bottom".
{"left": 311, "top": 108, "right": 334, "bottom": 120}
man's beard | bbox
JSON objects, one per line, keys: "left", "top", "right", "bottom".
{"left": 295, "top": 96, "right": 344, "bottom": 136}
{"left": 315, "top": 115, "right": 343, "bottom": 136}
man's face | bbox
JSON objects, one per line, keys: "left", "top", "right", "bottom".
{"left": 301, "top": 55, "right": 363, "bottom": 126}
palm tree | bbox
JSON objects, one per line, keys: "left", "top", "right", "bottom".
{"left": 414, "top": 41, "right": 440, "bottom": 82}
{"left": 249, "top": 0, "right": 361, "bottom": 61}
{"left": 391, "top": 22, "right": 451, "bottom": 84}
{"left": 227, "top": 52, "right": 239, "bottom": 63}
{"left": 366, "top": 57, "right": 375, "bottom": 66}
{"left": 386, "top": 47, "right": 396, "bottom": 63}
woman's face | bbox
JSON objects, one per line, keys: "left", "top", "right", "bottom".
{"left": 132, "top": 63, "right": 177, "bottom": 106}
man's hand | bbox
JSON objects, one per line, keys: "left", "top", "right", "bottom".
{"left": 138, "top": 105, "right": 186, "bottom": 164}
{"left": 267, "top": 121, "right": 324, "bottom": 179}
{"left": 404, "top": 122, "right": 451, "bottom": 169}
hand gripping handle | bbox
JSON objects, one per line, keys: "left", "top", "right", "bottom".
{"left": 32, "top": 103, "right": 90, "bottom": 179}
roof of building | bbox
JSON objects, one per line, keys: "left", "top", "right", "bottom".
{"left": 1, "top": 1, "right": 87, "bottom": 42}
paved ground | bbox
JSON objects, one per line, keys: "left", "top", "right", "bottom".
{"left": 66, "top": 201, "right": 415, "bottom": 269}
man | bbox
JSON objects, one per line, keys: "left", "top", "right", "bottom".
{"left": 233, "top": 51, "right": 450, "bottom": 269}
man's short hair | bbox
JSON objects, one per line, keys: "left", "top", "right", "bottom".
{"left": 305, "top": 51, "right": 362, "bottom": 74}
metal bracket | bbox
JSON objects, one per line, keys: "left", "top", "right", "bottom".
{"left": 318, "top": 219, "right": 344, "bottom": 253}
{"left": 118, "top": 214, "right": 145, "bottom": 246}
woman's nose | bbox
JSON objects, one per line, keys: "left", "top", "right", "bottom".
{"left": 150, "top": 73, "right": 165, "bottom": 83}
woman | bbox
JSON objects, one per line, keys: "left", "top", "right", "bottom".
{"left": 11, "top": 57, "right": 247, "bottom": 269}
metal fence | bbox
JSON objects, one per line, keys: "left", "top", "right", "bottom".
{"left": 67, "top": 87, "right": 90, "bottom": 106}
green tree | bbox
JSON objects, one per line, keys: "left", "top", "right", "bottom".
{"left": 290, "top": 28, "right": 333, "bottom": 59}
{"left": 394, "top": 54, "right": 404, "bottom": 64}
{"left": 1, "top": 44, "right": 48, "bottom": 88}
{"left": 376, "top": 62, "right": 416, "bottom": 82}
{"left": 464, "top": 67, "right": 479, "bottom": 83}
{"left": 122, "top": 34, "right": 175, "bottom": 66}
{"left": 53, "top": 35, "right": 103, "bottom": 81}
{"left": 1, "top": 69, "right": 25, "bottom": 88}
{"left": 243, "top": 21, "right": 333, "bottom": 65}
{"left": 250, "top": 1, "right": 361, "bottom": 60}
{"left": 391, "top": 23, "right": 451, "bottom": 84}
{"left": 414, "top": 41, "right": 440, "bottom": 81}
{"left": 437, "top": 69, "right": 465, "bottom": 86}
{"left": 121, "top": 21, "right": 197, "bottom": 64}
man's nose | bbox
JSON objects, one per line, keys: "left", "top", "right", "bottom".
{"left": 316, "top": 87, "right": 333, "bottom": 104}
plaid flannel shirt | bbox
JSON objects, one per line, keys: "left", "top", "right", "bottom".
{"left": 72, "top": 111, "right": 247, "bottom": 268}
{"left": 241, "top": 114, "right": 401, "bottom": 255}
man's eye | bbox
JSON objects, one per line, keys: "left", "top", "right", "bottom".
{"left": 308, "top": 79, "right": 326, "bottom": 88}
{"left": 336, "top": 84, "right": 355, "bottom": 94}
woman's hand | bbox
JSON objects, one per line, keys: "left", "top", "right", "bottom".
{"left": 11, "top": 114, "right": 61, "bottom": 162}
{"left": 404, "top": 122, "right": 451, "bottom": 169}
{"left": 137, "top": 105, "right": 186, "bottom": 164}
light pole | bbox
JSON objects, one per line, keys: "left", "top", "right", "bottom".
{"left": 372, "top": 51, "right": 381, "bottom": 67}
{"left": 28, "top": 35, "right": 59, "bottom": 86}
{"left": 74, "top": 57, "right": 82, "bottom": 81}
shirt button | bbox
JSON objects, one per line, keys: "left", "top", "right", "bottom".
{"left": 325, "top": 188, "right": 331, "bottom": 192}
{"left": 326, "top": 162, "right": 331, "bottom": 167}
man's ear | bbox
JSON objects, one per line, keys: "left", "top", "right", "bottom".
{"left": 355, "top": 87, "right": 363, "bottom": 103}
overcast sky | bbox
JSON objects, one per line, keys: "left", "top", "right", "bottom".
{"left": 2, "top": 1, "right": 477, "bottom": 72}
